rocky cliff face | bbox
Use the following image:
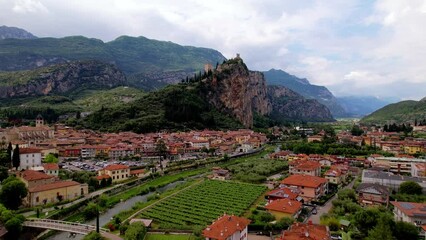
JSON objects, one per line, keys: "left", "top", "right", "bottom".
{"left": 205, "top": 58, "right": 271, "bottom": 127}
{"left": 0, "top": 26, "right": 37, "bottom": 40}
{"left": 267, "top": 85, "right": 335, "bottom": 122}
{"left": 0, "top": 61, "right": 126, "bottom": 98}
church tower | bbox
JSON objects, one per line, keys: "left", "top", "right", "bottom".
{"left": 36, "top": 114, "right": 44, "bottom": 127}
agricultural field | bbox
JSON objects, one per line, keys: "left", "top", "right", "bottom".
{"left": 140, "top": 180, "right": 266, "bottom": 229}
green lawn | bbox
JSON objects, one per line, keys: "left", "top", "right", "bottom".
{"left": 145, "top": 233, "right": 195, "bottom": 240}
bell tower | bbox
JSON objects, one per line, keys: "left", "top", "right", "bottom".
{"left": 36, "top": 114, "right": 44, "bottom": 127}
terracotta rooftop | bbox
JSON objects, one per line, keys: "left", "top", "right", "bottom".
{"left": 265, "top": 198, "right": 302, "bottom": 215}
{"left": 29, "top": 180, "right": 81, "bottom": 193}
{"left": 20, "top": 170, "right": 54, "bottom": 181}
{"left": 291, "top": 160, "right": 321, "bottom": 171}
{"left": 103, "top": 164, "right": 129, "bottom": 171}
{"left": 96, "top": 174, "right": 111, "bottom": 180}
{"left": 130, "top": 169, "right": 145, "bottom": 174}
{"left": 276, "top": 222, "right": 330, "bottom": 240}
{"left": 266, "top": 187, "right": 300, "bottom": 200}
{"left": 43, "top": 163, "right": 59, "bottom": 170}
{"left": 281, "top": 175, "right": 327, "bottom": 188}
{"left": 202, "top": 214, "right": 250, "bottom": 240}
{"left": 19, "top": 148, "right": 42, "bottom": 154}
{"left": 391, "top": 201, "right": 426, "bottom": 218}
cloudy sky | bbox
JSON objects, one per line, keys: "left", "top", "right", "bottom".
{"left": 1, "top": 0, "right": 426, "bottom": 100}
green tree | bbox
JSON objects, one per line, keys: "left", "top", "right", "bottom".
{"left": 337, "top": 189, "right": 357, "bottom": 202}
{"left": 0, "top": 166, "right": 8, "bottom": 182}
{"left": 83, "top": 231, "right": 105, "bottom": 240}
{"left": 4, "top": 216, "right": 24, "bottom": 238}
{"left": 353, "top": 208, "right": 381, "bottom": 233}
{"left": 0, "top": 177, "right": 28, "bottom": 209}
{"left": 399, "top": 181, "right": 423, "bottom": 195}
{"left": 124, "top": 222, "right": 146, "bottom": 240}
{"left": 82, "top": 202, "right": 99, "bottom": 220}
{"left": 43, "top": 153, "right": 59, "bottom": 163}
{"left": 366, "top": 215, "right": 394, "bottom": 240}
{"left": 393, "top": 221, "right": 419, "bottom": 240}
{"left": 351, "top": 125, "right": 364, "bottom": 136}
{"left": 12, "top": 144, "right": 20, "bottom": 170}
{"left": 275, "top": 217, "right": 294, "bottom": 230}
{"left": 0, "top": 151, "right": 10, "bottom": 169}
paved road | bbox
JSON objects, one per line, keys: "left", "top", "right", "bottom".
{"left": 307, "top": 179, "right": 355, "bottom": 224}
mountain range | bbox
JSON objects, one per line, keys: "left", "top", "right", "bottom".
{"left": 0, "top": 26, "right": 399, "bottom": 126}
{"left": 361, "top": 97, "right": 426, "bottom": 124}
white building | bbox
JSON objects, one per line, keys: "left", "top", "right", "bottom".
{"left": 19, "top": 148, "right": 42, "bottom": 170}
{"left": 391, "top": 201, "right": 426, "bottom": 237}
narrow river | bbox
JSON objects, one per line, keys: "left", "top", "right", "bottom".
{"left": 46, "top": 180, "right": 186, "bottom": 240}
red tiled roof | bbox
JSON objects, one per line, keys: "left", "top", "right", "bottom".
{"left": 19, "top": 148, "right": 42, "bottom": 154}
{"left": 130, "top": 169, "right": 145, "bottom": 175}
{"left": 266, "top": 199, "right": 302, "bottom": 215}
{"left": 203, "top": 214, "right": 250, "bottom": 240}
{"left": 43, "top": 163, "right": 59, "bottom": 170}
{"left": 266, "top": 188, "right": 300, "bottom": 200}
{"left": 103, "top": 164, "right": 129, "bottom": 171}
{"left": 96, "top": 174, "right": 111, "bottom": 180}
{"left": 291, "top": 160, "right": 321, "bottom": 171}
{"left": 391, "top": 201, "right": 426, "bottom": 217}
{"left": 281, "top": 175, "right": 327, "bottom": 188}
{"left": 20, "top": 170, "right": 54, "bottom": 181}
{"left": 276, "top": 222, "right": 330, "bottom": 240}
{"left": 29, "top": 180, "right": 81, "bottom": 193}
{"left": 324, "top": 169, "right": 342, "bottom": 177}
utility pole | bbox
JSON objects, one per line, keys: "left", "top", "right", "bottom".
{"left": 96, "top": 208, "right": 100, "bottom": 233}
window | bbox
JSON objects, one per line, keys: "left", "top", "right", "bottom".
{"left": 36, "top": 197, "right": 39, "bottom": 202}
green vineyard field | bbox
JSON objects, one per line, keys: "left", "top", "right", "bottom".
{"left": 139, "top": 180, "right": 266, "bottom": 228}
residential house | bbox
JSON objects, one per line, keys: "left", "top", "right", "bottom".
{"left": 265, "top": 198, "right": 303, "bottom": 219}
{"left": 97, "top": 164, "right": 130, "bottom": 183}
{"left": 356, "top": 183, "right": 390, "bottom": 206}
{"left": 308, "top": 135, "right": 323, "bottom": 143}
{"left": 289, "top": 160, "right": 321, "bottom": 177}
{"left": 372, "top": 156, "right": 426, "bottom": 175}
{"left": 18, "top": 170, "right": 55, "bottom": 188}
{"left": 211, "top": 167, "right": 231, "bottom": 180}
{"left": 412, "top": 163, "right": 426, "bottom": 178}
{"left": 265, "top": 187, "right": 302, "bottom": 202}
{"left": 18, "top": 148, "right": 42, "bottom": 170}
{"left": 324, "top": 169, "right": 343, "bottom": 185}
{"left": 391, "top": 201, "right": 426, "bottom": 237}
{"left": 42, "top": 163, "right": 59, "bottom": 176}
{"left": 276, "top": 222, "right": 331, "bottom": 240}
{"left": 202, "top": 214, "right": 250, "bottom": 240}
{"left": 280, "top": 175, "right": 328, "bottom": 202}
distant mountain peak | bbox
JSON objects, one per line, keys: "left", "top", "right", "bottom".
{"left": 0, "top": 25, "right": 37, "bottom": 39}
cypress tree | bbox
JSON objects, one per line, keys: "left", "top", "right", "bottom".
{"left": 12, "top": 144, "right": 20, "bottom": 170}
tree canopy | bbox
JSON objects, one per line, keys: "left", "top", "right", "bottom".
{"left": 0, "top": 176, "right": 28, "bottom": 210}
{"left": 124, "top": 222, "right": 146, "bottom": 240}
{"left": 399, "top": 181, "right": 423, "bottom": 195}
{"left": 43, "top": 153, "right": 59, "bottom": 163}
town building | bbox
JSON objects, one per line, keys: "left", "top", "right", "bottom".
{"left": 280, "top": 175, "right": 328, "bottom": 202}
{"left": 18, "top": 148, "right": 42, "bottom": 170}
{"left": 211, "top": 167, "right": 231, "bottom": 180}
{"left": 97, "top": 164, "right": 130, "bottom": 183}
{"left": 265, "top": 198, "right": 302, "bottom": 219}
{"left": 356, "top": 183, "right": 390, "bottom": 206}
{"left": 289, "top": 160, "right": 321, "bottom": 177}
{"left": 276, "top": 222, "right": 330, "bottom": 240}
{"left": 324, "top": 168, "right": 343, "bottom": 185}
{"left": 391, "top": 201, "right": 426, "bottom": 235}
{"left": 265, "top": 187, "right": 302, "bottom": 202}
{"left": 371, "top": 156, "right": 426, "bottom": 175}
{"left": 202, "top": 214, "right": 250, "bottom": 240}
{"left": 362, "top": 170, "right": 426, "bottom": 193}
{"left": 42, "top": 163, "right": 59, "bottom": 176}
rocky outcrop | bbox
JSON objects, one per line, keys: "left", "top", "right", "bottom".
{"left": 0, "top": 60, "right": 126, "bottom": 98}
{"left": 0, "top": 25, "right": 37, "bottom": 40}
{"left": 267, "top": 85, "right": 335, "bottom": 122}
{"left": 205, "top": 57, "right": 272, "bottom": 128}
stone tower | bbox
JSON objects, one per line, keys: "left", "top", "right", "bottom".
{"left": 36, "top": 114, "right": 44, "bottom": 127}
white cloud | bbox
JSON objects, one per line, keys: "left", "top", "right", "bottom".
{"left": 12, "top": 0, "right": 48, "bottom": 13}
{"left": 0, "top": 0, "right": 425, "bottom": 99}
